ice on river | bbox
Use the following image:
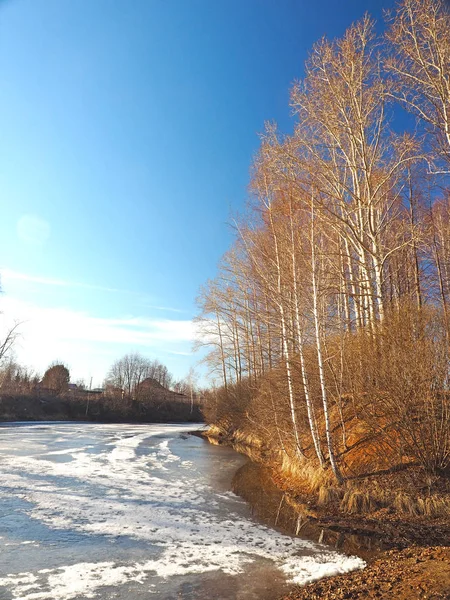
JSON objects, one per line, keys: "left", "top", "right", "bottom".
{"left": 0, "top": 423, "right": 364, "bottom": 599}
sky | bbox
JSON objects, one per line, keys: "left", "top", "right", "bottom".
{"left": 0, "top": 0, "right": 397, "bottom": 386}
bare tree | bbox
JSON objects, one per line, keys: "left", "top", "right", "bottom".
{"left": 0, "top": 322, "right": 20, "bottom": 366}
{"left": 386, "top": 0, "right": 450, "bottom": 171}
{"left": 105, "top": 352, "right": 174, "bottom": 400}
{"left": 0, "top": 279, "right": 21, "bottom": 366}
{"left": 195, "top": 4, "right": 450, "bottom": 483}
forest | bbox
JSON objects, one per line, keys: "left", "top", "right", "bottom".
{"left": 197, "top": 0, "right": 450, "bottom": 515}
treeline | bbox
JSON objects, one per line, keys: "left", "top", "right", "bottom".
{"left": 0, "top": 353, "right": 203, "bottom": 423}
{"left": 198, "top": 0, "right": 450, "bottom": 481}
{"left": 0, "top": 393, "right": 202, "bottom": 424}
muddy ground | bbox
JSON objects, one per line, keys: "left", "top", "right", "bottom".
{"left": 276, "top": 470, "right": 450, "bottom": 599}
{"left": 283, "top": 546, "right": 450, "bottom": 599}
{"left": 197, "top": 430, "right": 450, "bottom": 600}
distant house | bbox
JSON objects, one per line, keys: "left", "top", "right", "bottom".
{"left": 136, "top": 378, "right": 189, "bottom": 403}
{"left": 138, "top": 377, "right": 167, "bottom": 392}
{"left": 66, "top": 384, "right": 104, "bottom": 397}
{"left": 104, "top": 384, "right": 125, "bottom": 399}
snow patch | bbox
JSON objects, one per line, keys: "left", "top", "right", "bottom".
{"left": 0, "top": 561, "right": 156, "bottom": 600}
{"left": 0, "top": 423, "right": 365, "bottom": 599}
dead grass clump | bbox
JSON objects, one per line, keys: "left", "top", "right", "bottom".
{"left": 205, "top": 436, "right": 220, "bottom": 446}
{"left": 421, "top": 495, "right": 450, "bottom": 517}
{"left": 280, "top": 454, "right": 334, "bottom": 493}
{"left": 206, "top": 424, "right": 225, "bottom": 438}
{"left": 317, "top": 485, "right": 343, "bottom": 506}
{"left": 391, "top": 492, "right": 450, "bottom": 517}
{"left": 340, "top": 489, "right": 379, "bottom": 514}
{"left": 393, "top": 492, "right": 421, "bottom": 516}
{"left": 233, "top": 429, "right": 263, "bottom": 449}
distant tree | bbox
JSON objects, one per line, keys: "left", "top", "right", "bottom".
{"left": 146, "top": 358, "right": 173, "bottom": 389}
{"left": 0, "top": 279, "right": 21, "bottom": 367}
{"left": 105, "top": 352, "right": 148, "bottom": 399}
{"left": 173, "top": 368, "right": 199, "bottom": 413}
{"left": 173, "top": 379, "right": 189, "bottom": 395}
{"left": 0, "top": 358, "right": 21, "bottom": 391}
{"left": 7, "top": 362, "right": 39, "bottom": 393}
{"left": 104, "top": 352, "right": 174, "bottom": 400}
{"left": 0, "top": 323, "right": 20, "bottom": 365}
{"left": 186, "top": 367, "right": 199, "bottom": 414}
{"left": 42, "top": 363, "right": 70, "bottom": 395}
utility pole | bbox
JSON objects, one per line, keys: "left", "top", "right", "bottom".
{"left": 85, "top": 376, "right": 93, "bottom": 417}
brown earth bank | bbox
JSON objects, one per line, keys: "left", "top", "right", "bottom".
{"left": 283, "top": 546, "right": 450, "bottom": 600}
{"left": 198, "top": 428, "right": 450, "bottom": 600}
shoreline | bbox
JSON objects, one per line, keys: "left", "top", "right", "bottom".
{"left": 197, "top": 428, "right": 450, "bottom": 599}
{"left": 0, "top": 393, "right": 203, "bottom": 424}
{"left": 283, "top": 546, "right": 450, "bottom": 599}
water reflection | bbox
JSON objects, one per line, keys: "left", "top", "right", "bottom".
{"left": 231, "top": 461, "right": 386, "bottom": 560}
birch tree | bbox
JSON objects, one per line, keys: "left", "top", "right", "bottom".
{"left": 386, "top": 0, "right": 450, "bottom": 170}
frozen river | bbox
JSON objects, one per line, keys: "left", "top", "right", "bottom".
{"left": 0, "top": 423, "right": 364, "bottom": 599}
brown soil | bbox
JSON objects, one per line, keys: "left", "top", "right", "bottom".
{"left": 199, "top": 429, "right": 450, "bottom": 599}
{"left": 283, "top": 546, "right": 450, "bottom": 600}
{"left": 314, "top": 509, "right": 450, "bottom": 549}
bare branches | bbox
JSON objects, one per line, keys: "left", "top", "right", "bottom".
{"left": 196, "top": 0, "right": 450, "bottom": 481}
{"left": 386, "top": 0, "right": 450, "bottom": 169}
{"left": 0, "top": 322, "right": 20, "bottom": 365}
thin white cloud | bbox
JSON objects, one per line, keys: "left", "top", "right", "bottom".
{"left": 0, "top": 298, "right": 195, "bottom": 345}
{"left": 0, "top": 268, "right": 122, "bottom": 293}
{"left": 0, "top": 297, "right": 196, "bottom": 385}
{"left": 141, "top": 304, "right": 185, "bottom": 314}
{"left": 0, "top": 268, "right": 185, "bottom": 313}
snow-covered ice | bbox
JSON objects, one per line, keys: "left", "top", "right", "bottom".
{"left": 0, "top": 423, "right": 364, "bottom": 599}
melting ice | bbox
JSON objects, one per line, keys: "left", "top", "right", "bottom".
{"left": 0, "top": 423, "right": 364, "bottom": 599}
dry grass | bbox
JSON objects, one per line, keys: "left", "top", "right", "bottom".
{"left": 279, "top": 453, "right": 334, "bottom": 493}
{"left": 317, "top": 485, "right": 343, "bottom": 506}
{"left": 394, "top": 492, "right": 450, "bottom": 518}
{"left": 205, "top": 424, "right": 226, "bottom": 438}
{"left": 232, "top": 429, "right": 263, "bottom": 449}
{"left": 205, "top": 436, "right": 220, "bottom": 446}
{"left": 205, "top": 422, "right": 450, "bottom": 519}
{"left": 393, "top": 492, "right": 421, "bottom": 516}
{"left": 422, "top": 495, "right": 450, "bottom": 517}
{"left": 340, "top": 489, "right": 380, "bottom": 514}
{"left": 203, "top": 426, "right": 266, "bottom": 461}
{"left": 338, "top": 482, "right": 450, "bottom": 517}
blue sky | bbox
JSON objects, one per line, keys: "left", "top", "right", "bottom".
{"left": 0, "top": 0, "right": 396, "bottom": 385}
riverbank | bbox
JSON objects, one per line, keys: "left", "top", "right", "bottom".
{"left": 284, "top": 546, "right": 450, "bottom": 599}
{"left": 0, "top": 393, "right": 203, "bottom": 423}
{"left": 199, "top": 427, "right": 450, "bottom": 599}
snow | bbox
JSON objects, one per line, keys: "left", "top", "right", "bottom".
{"left": 0, "top": 423, "right": 365, "bottom": 599}
{"left": 0, "top": 562, "right": 154, "bottom": 600}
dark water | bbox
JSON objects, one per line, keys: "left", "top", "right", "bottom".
{"left": 0, "top": 423, "right": 364, "bottom": 599}
{"left": 232, "top": 461, "right": 386, "bottom": 560}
